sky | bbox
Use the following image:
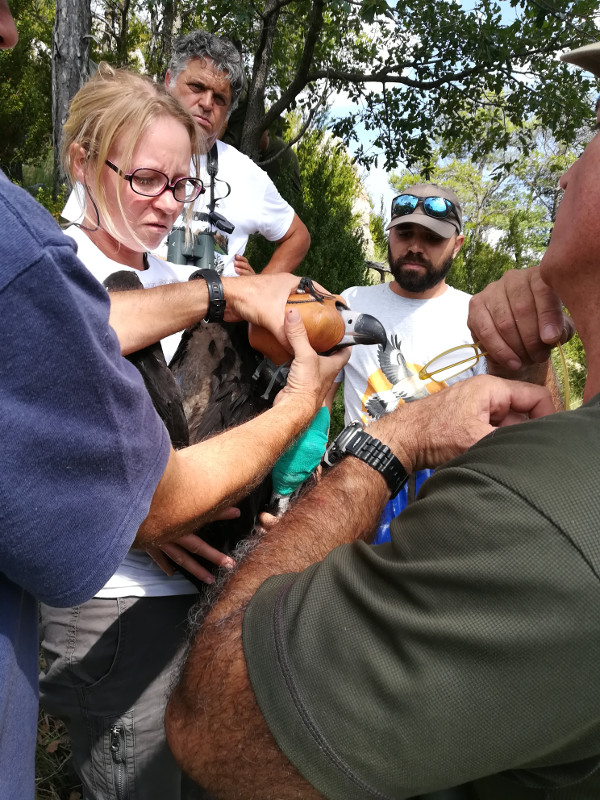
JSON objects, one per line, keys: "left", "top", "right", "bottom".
{"left": 327, "top": 93, "right": 397, "bottom": 216}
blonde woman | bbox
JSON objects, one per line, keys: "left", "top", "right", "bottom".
{"left": 39, "top": 64, "right": 230, "bottom": 800}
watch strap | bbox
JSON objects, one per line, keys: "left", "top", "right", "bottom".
{"left": 346, "top": 430, "right": 408, "bottom": 498}
{"left": 196, "top": 268, "right": 226, "bottom": 323}
{"left": 324, "top": 423, "right": 408, "bottom": 498}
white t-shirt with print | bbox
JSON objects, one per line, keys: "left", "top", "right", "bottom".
{"left": 339, "top": 282, "right": 486, "bottom": 426}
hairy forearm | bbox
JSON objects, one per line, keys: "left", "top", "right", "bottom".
{"left": 166, "top": 456, "right": 390, "bottom": 798}
{"left": 108, "top": 273, "right": 300, "bottom": 355}
{"left": 108, "top": 279, "right": 209, "bottom": 354}
{"left": 206, "top": 456, "right": 389, "bottom": 618}
{"left": 165, "top": 376, "right": 555, "bottom": 797}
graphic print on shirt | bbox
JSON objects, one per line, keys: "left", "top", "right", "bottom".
{"left": 362, "top": 334, "right": 445, "bottom": 421}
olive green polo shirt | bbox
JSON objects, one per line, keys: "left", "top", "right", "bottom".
{"left": 244, "top": 396, "right": 600, "bottom": 799}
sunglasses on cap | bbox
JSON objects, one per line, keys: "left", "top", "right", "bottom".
{"left": 391, "top": 194, "right": 457, "bottom": 221}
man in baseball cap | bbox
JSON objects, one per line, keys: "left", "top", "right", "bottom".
{"left": 325, "top": 180, "right": 480, "bottom": 545}
{"left": 385, "top": 182, "right": 464, "bottom": 293}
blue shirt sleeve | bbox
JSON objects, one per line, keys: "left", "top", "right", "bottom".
{"left": 0, "top": 177, "right": 171, "bottom": 607}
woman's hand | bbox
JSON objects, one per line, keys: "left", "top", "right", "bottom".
{"left": 146, "top": 507, "right": 239, "bottom": 584}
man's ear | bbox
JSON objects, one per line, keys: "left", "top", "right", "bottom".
{"left": 70, "top": 143, "right": 88, "bottom": 184}
{"left": 165, "top": 68, "right": 171, "bottom": 89}
{"left": 452, "top": 234, "right": 465, "bottom": 258}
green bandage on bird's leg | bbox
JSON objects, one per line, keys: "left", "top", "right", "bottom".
{"left": 271, "top": 406, "right": 330, "bottom": 497}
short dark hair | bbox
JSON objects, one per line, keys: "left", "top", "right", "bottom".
{"left": 168, "top": 31, "right": 246, "bottom": 114}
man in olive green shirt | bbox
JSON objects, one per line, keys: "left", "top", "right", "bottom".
{"left": 165, "top": 41, "right": 600, "bottom": 800}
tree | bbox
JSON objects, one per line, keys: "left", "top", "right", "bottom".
{"left": 51, "top": 0, "right": 92, "bottom": 191}
{"left": 369, "top": 203, "right": 387, "bottom": 262}
{"left": 246, "top": 128, "right": 368, "bottom": 294}
{"left": 41, "top": 0, "right": 600, "bottom": 175}
{"left": 178, "top": 0, "right": 599, "bottom": 166}
{"left": 8, "top": 0, "right": 599, "bottom": 199}
{"left": 0, "top": 0, "right": 53, "bottom": 181}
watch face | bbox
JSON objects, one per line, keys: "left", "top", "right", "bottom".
{"left": 323, "top": 422, "right": 364, "bottom": 467}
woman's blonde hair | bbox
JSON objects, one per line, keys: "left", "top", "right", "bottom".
{"left": 62, "top": 62, "right": 205, "bottom": 246}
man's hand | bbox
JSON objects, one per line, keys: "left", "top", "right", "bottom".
{"left": 274, "top": 308, "right": 349, "bottom": 417}
{"left": 233, "top": 254, "right": 255, "bottom": 276}
{"left": 468, "top": 265, "right": 575, "bottom": 380}
{"left": 370, "top": 374, "right": 556, "bottom": 474}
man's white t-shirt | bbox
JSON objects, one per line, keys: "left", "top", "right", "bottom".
{"left": 171, "top": 140, "right": 295, "bottom": 276}
{"left": 339, "top": 282, "right": 486, "bottom": 425}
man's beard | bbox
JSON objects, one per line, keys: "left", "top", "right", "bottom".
{"left": 388, "top": 244, "right": 454, "bottom": 293}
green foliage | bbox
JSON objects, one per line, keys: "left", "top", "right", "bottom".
{"left": 369, "top": 207, "right": 387, "bottom": 262}
{"left": 82, "top": 0, "right": 599, "bottom": 167}
{"left": 5, "top": 0, "right": 600, "bottom": 187}
{"left": 558, "top": 331, "right": 587, "bottom": 407}
{"left": 0, "top": 0, "right": 53, "bottom": 179}
{"left": 246, "top": 129, "right": 368, "bottom": 294}
{"left": 36, "top": 710, "right": 81, "bottom": 800}
{"left": 34, "top": 183, "right": 68, "bottom": 221}
{"left": 329, "top": 381, "right": 346, "bottom": 441}
{"left": 448, "top": 237, "right": 513, "bottom": 296}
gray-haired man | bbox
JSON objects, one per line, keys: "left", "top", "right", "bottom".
{"left": 165, "top": 30, "right": 310, "bottom": 276}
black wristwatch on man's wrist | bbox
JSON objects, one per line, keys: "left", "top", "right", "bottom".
{"left": 323, "top": 421, "right": 408, "bottom": 498}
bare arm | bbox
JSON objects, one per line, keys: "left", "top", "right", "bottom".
{"left": 165, "top": 375, "right": 556, "bottom": 798}
{"left": 109, "top": 272, "right": 303, "bottom": 356}
{"left": 324, "top": 378, "right": 341, "bottom": 412}
{"left": 261, "top": 213, "right": 311, "bottom": 275}
{"left": 134, "top": 308, "right": 347, "bottom": 547}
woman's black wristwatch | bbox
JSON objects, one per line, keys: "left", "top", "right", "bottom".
{"left": 195, "top": 268, "right": 226, "bottom": 323}
{"left": 323, "top": 421, "right": 408, "bottom": 498}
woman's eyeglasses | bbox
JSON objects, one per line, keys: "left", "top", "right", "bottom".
{"left": 391, "top": 194, "right": 457, "bottom": 221}
{"left": 105, "top": 160, "right": 204, "bottom": 203}
{"left": 419, "top": 342, "right": 571, "bottom": 412}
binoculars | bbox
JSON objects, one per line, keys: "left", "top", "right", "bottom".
{"left": 166, "top": 211, "right": 235, "bottom": 268}
{"left": 166, "top": 227, "right": 214, "bottom": 268}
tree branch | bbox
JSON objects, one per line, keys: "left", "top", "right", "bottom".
{"left": 261, "top": 0, "right": 325, "bottom": 131}
{"left": 307, "top": 64, "right": 484, "bottom": 91}
{"left": 259, "top": 91, "right": 326, "bottom": 167}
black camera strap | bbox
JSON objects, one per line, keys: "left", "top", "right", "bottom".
{"left": 207, "top": 143, "right": 218, "bottom": 215}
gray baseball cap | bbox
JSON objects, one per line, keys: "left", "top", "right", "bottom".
{"left": 386, "top": 183, "right": 463, "bottom": 238}
{"left": 560, "top": 41, "right": 600, "bottom": 77}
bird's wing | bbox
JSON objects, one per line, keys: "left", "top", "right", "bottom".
{"left": 104, "top": 270, "right": 189, "bottom": 448}
{"left": 379, "top": 334, "right": 412, "bottom": 385}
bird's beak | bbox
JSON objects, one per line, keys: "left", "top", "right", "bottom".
{"left": 321, "top": 301, "right": 387, "bottom": 354}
